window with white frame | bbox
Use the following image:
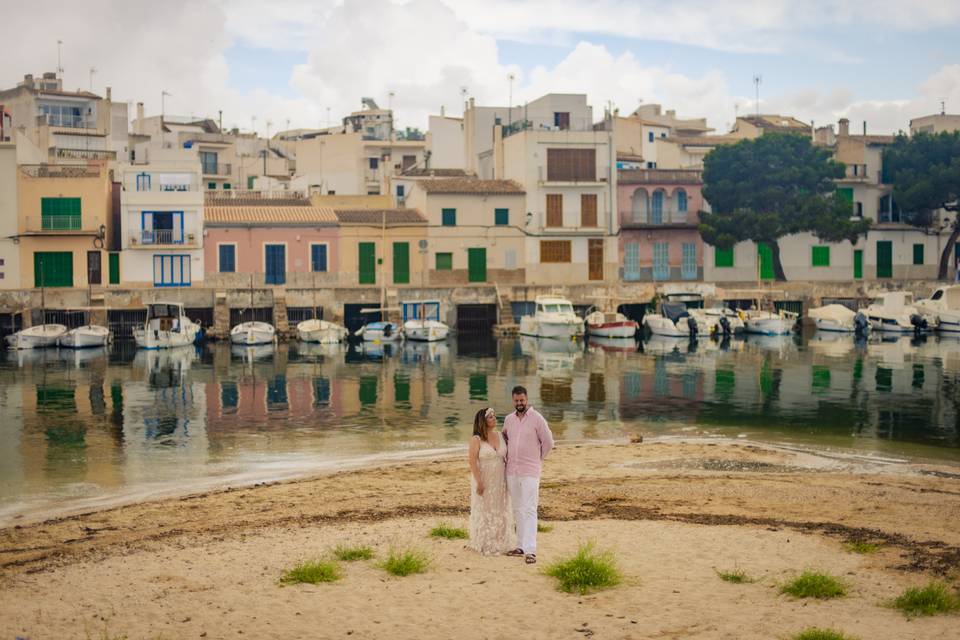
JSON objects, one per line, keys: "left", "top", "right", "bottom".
{"left": 653, "top": 243, "right": 669, "bottom": 280}
{"left": 624, "top": 242, "right": 640, "bottom": 281}
{"left": 681, "top": 243, "right": 697, "bottom": 279}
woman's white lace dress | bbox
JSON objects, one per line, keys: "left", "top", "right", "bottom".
{"left": 468, "top": 435, "right": 513, "bottom": 555}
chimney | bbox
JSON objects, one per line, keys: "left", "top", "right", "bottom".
{"left": 838, "top": 118, "right": 849, "bottom": 137}
{"left": 136, "top": 102, "right": 144, "bottom": 122}
{"left": 440, "top": 105, "right": 445, "bottom": 117}
{"left": 106, "top": 86, "right": 112, "bottom": 101}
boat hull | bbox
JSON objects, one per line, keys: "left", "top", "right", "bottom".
{"left": 59, "top": 326, "right": 110, "bottom": 348}
{"left": 5, "top": 324, "right": 67, "bottom": 349}
{"left": 297, "top": 320, "right": 347, "bottom": 344}
{"left": 587, "top": 320, "right": 637, "bottom": 338}
{"left": 134, "top": 326, "right": 199, "bottom": 349}
{"left": 519, "top": 318, "right": 581, "bottom": 338}
{"left": 404, "top": 321, "right": 449, "bottom": 342}
{"left": 813, "top": 318, "right": 855, "bottom": 332}
{"left": 744, "top": 317, "right": 794, "bottom": 335}
{"left": 643, "top": 315, "right": 692, "bottom": 338}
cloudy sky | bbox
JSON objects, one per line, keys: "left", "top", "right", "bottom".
{"left": 4, "top": 0, "right": 960, "bottom": 136}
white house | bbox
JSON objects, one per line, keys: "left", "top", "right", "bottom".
{"left": 119, "top": 149, "right": 204, "bottom": 287}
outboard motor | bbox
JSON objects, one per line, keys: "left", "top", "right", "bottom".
{"left": 719, "top": 315, "right": 732, "bottom": 337}
{"left": 909, "top": 314, "right": 928, "bottom": 335}
{"left": 853, "top": 312, "right": 869, "bottom": 337}
{"left": 686, "top": 316, "right": 699, "bottom": 337}
{"left": 383, "top": 323, "right": 393, "bottom": 338}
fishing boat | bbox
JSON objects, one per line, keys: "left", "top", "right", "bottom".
{"left": 402, "top": 300, "right": 450, "bottom": 342}
{"left": 688, "top": 307, "right": 745, "bottom": 336}
{"left": 808, "top": 304, "right": 869, "bottom": 334}
{"left": 5, "top": 324, "right": 67, "bottom": 349}
{"left": 738, "top": 302, "right": 797, "bottom": 336}
{"left": 133, "top": 302, "right": 201, "bottom": 349}
{"left": 642, "top": 302, "right": 699, "bottom": 337}
{"left": 585, "top": 310, "right": 638, "bottom": 338}
{"left": 863, "top": 291, "right": 927, "bottom": 333}
{"left": 357, "top": 321, "right": 403, "bottom": 342}
{"left": 297, "top": 318, "right": 348, "bottom": 343}
{"left": 915, "top": 285, "right": 960, "bottom": 333}
{"left": 519, "top": 296, "right": 584, "bottom": 338}
{"left": 230, "top": 321, "right": 276, "bottom": 346}
{"left": 59, "top": 324, "right": 111, "bottom": 348}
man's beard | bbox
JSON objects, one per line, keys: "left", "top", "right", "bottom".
{"left": 515, "top": 404, "right": 527, "bottom": 414}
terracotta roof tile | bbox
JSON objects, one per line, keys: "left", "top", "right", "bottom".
{"left": 205, "top": 206, "right": 337, "bottom": 225}
{"left": 417, "top": 179, "right": 525, "bottom": 195}
{"left": 334, "top": 208, "right": 427, "bottom": 225}
{"left": 401, "top": 168, "right": 473, "bottom": 177}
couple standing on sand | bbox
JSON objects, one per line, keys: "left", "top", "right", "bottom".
{"left": 467, "top": 385, "right": 554, "bottom": 564}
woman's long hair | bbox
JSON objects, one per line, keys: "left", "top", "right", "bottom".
{"left": 473, "top": 407, "right": 492, "bottom": 442}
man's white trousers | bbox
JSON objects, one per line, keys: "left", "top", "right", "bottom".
{"left": 507, "top": 475, "right": 540, "bottom": 554}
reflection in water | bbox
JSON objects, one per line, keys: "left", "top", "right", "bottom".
{"left": 1, "top": 334, "right": 959, "bottom": 520}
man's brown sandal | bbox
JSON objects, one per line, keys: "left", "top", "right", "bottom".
{"left": 525, "top": 554, "right": 537, "bottom": 564}
{"left": 506, "top": 548, "right": 524, "bottom": 557}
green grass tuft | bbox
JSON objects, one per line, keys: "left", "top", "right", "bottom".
{"left": 844, "top": 540, "right": 882, "bottom": 554}
{"left": 430, "top": 523, "right": 468, "bottom": 539}
{"left": 380, "top": 547, "right": 431, "bottom": 577}
{"left": 543, "top": 542, "right": 623, "bottom": 595}
{"left": 890, "top": 581, "right": 960, "bottom": 617}
{"left": 280, "top": 559, "right": 342, "bottom": 585}
{"left": 790, "top": 628, "right": 859, "bottom": 640}
{"left": 715, "top": 568, "right": 755, "bottom": 584}
{"left": 780, "top": 571, "right": 848, "bottom": 599}
{"left": 537, "top": 523, "right": 554, "bottom": 533}
{"left": 332, "top": 544, "right": 374, "bottom": 561}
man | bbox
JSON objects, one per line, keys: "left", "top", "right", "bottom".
{"left": 501, "top": 385, "right": 554, "bottom": 564}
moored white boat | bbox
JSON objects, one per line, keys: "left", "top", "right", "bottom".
{"left": 402, "top": 300, "right": 450, "bottom": 342}
{"left": 297, "top": 319, "right": 348, "bottom": 343}
{"left": 5, "top": 324, "right": 67, "bottom": 350}
{"left": 59, "top": 324, "right": 111, "bottom": 348}
{"left": 863, "top": 292, "right": 926, "bottom": 333}
{"left": 688, "top": 307, "right": 745, "bottom": 336}
{"left": 230, "top": 321, "right": 276, "bottom": 346}
{"left": 134, "top": 302, "right": 201, "bottom": 349}
{"left": 739, "top": 308, "right": 797, "bottom": 335}
{"left": 808, "top": 304, "right": 869, "bottom": 334}
{"left": 643, "top": 302, "right": 699, "bottom": 338}
{"left": 358, "top": 321, "right": 402, "bottom": 342}
{"left": 585, "top": 311, "right": 638, "bottom": 338}
{"left": 915, "top": 285, "right": 960, "bottom": 333}
{"left": 519, "top": 296, "right": 584, "bottom": 338}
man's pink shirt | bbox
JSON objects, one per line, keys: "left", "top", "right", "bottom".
{"left": 502, "top": 406, "right": 554, "bottom": 477}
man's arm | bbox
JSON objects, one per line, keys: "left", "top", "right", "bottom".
{"left": 538, "top": 413, "right": 554, "bottom": 460}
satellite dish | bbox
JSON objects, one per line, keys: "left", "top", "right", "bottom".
{"left": 418, "top": 239, "right": 428, "bottom": 250}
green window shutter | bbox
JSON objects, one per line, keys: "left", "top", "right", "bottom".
{"left": 34, "top": 252, "right": 73, "bottom": 287}
{"left": 108, "top": 252, "right": 120, "bottom": 284}
{"left": 494, "top": 208, "right": 509, "bottom": 226}
{"left": 247, "top": 176, "right": 255, "bottom": 189}
{"left": 393, "top": 242, "right": 409, "bottom": 284}
{"left": 812, "top": 246, "right": 830, "bottom": 267}
{"left": 41, "top": 197, "right": 81, "bottom": 230}
{"left": 714, "top": 246, "right": 734, "bottom": 268}
{"left": 358, "top": 242, "right": 376, "bottom": 284}
{"left": 467, "top": 248, "right": 487, "bottom": 282}
{"left": 442, "top": 208, "right": 456, "bottom": 226}
{"left": 758, "top": 243, "right": 775, "bottom": 280}
{"left": 435, "top": 253, "right": 452, "bottom": 271}
{"left": 877, "top": 241, "right": 893, "bottom": 278}
{"left": 913, "top": 243, "right": 924, "bottom": 265}
{"left": 208, "top": 182, "right": 216, "bottom": 190}
{"left": 836, "top": 187, "right": 853, "bottom": 204}
{"left": 853, "top": 249, "right": 863, "bottom": 279}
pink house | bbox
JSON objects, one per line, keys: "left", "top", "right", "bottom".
{"left": 618, "top": 169, "right": 704, "bottom": 282}
{"left": 203, "top": 192, "right": 339, "bottom": 288}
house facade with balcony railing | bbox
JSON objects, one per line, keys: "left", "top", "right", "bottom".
{"left": 14, "top": 164, "right": 112, "bottom": 289}
{"left": 119, "top": 159, "right": 205, "bottom": 288}
{"left": 618, "top": 168, "right": 704, "bottom": 282}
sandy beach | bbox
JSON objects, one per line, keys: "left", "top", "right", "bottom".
{"left": 2, "top": 439, "right": 959, "bottom": 639}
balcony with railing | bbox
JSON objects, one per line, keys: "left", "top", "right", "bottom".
{"left": 131, "top": 229, "right": 199, "bottom": 248}
{"left": 618, "top": 168, "right": 703, "bottom": 185}
{"left": 21, "top": 215, "right": 101, "bottom": 237}
{"left": 54, "top": 147, "right": 117, "bottom": 161}
{"left": 621, "top": 209, "right": 697, "bottom": 229}
{"left": 538, "top": 165, "right": 609, "bottom": 184}
{"left": 20, "top": 164, "right": 102, "bottom": 179}
{"left": 201, "top": 162, "right": 232, "bottom": 176}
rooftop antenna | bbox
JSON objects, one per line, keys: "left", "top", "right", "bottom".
{"left": 940, "top": 98, "right": 947, "bottom": 115}
{"left": 251, "top": 115, "right": 256, "bottom": 136}
{"left": 753, "top": 74, "right": 762, "bottom": 117}
{"left": 88, "top": 67, "right": 96, "bottom": 92}
{"left": 161, "top": 90, "right": 171, "bottom": 118}
{"left": 460, "top": 85, "right": 468, "bottom": 113}
{"left": 285, "top": 117, "right": 291, "bottom": 132}
{"left": 57, "top": 40, "right": 63, "bottom": 80}
{"left": 388, "top": 91, "right": 395, "bottom": 111}
{"left": 508, "top": 73, "right": 515, "bottom": 123}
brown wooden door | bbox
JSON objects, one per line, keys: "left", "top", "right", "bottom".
{"left": 581, "top": 193, "right": 597, "bottom": 227}
{"left": 87, "top": 250, "right": 102, "bottom": 285}
{"left": 588, "top": 239, "right": 603, "bottom": 281}
{"left": 546, "top": 194, "right": 563, "bottom": 227}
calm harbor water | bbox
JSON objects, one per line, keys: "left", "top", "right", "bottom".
{"left": 1, "top": 333, "right": 959, "bottom": 523}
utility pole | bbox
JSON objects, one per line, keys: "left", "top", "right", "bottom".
{"left": 161, "top": 91, "right": 171, "bottom": 119}
{"left": 57, "top": 40, "right": 63, "bottom": 80}
{"left": 89, "top": 67, "right": 96, "bottom": 92}
{"left": 753, "top": 75, "right": 762, "bottom": 117}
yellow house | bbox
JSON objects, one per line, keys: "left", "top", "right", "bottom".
{"left": 334, "top": 208, "right": 427, "bottom": 288}
{"left": 16, "top": 163, "right": 113, "bottom": 288}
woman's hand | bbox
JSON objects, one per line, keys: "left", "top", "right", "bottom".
{"left": 476, "top": 482, "right": 485, "bottom": 496}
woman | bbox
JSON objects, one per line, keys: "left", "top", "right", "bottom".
{"left": 468, "top": 407, "right": 513, "bottom": 555}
